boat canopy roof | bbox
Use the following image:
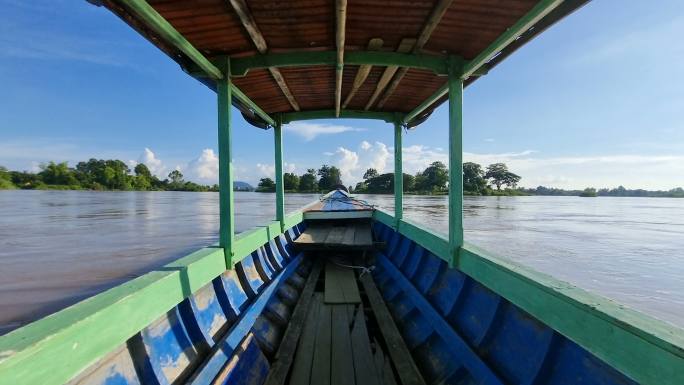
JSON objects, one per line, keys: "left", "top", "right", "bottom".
{"left": 96, "top": 0, "right": 587, "bottom": 128}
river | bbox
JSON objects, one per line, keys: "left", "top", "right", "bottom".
{"left": 1, "top": 190, "right": 683, "bottom": 334}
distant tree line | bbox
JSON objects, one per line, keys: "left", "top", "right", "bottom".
{"left": 519, "top": 185, "right": 684, "bottom": 198}
{"left": 354, "top": 161, "right": 522, "bottom": 195}
{"left": 0, "top": 160, "right": 218, "bottom": 192}
{"left": 256, "top": 165, "right": 344, "bottom": 193}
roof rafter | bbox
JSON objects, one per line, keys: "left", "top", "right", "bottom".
{"left": 364, "top": 38, "right": 416, "bottom": 110}
{"left": 403, "top": 0, "right": 566, "bottom": 125}
{"left": 376, "top": 0, "right": 453, "bottom": 109}
{"left": 342, "top": 38, "right": 383, "bottom": 109}
{"left": 335, "top": 0, "right": 348, "bottom": 117}
{"left": 228, "top": 50, "right": 448, "bottom": 77}
{"left": 228, "top": 0, "right": 300, "bottom": 111}
{"left": 280, "top": 109, "right": 401, "bottom": 124}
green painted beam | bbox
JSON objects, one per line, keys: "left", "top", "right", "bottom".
{"left": 229, "top": 51, "right": 449, "bottom": 77}
{"left": 118, "top": 0, "right": 222, "bottom": 80}
{"left": 461, "top": 0, "right": 563, "bottom": 79}
{"left": 230, "top": 84, "right": 276, "bottom": 127}
{"left": 371, "top": 209, "right": 684, "bottom": 385}
{"left": 393, "top": 120, "right": 403, "bottom": 224}
{"left": 217, "top": 61, "right": 234, "bottom": 267}
{"left": 281, "top": 109, "right": 401, "bottom": 124}
{"left": 0, "top": 247, "right": 226, "bottom": 385}
{"left": 274, "top": 118, "right": 285, "bottom": 228}
{"left": 448, "top": 59, "right": 464, "bottom": 266}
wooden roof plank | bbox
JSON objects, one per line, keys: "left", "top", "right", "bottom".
{"left": 364, "top": 38, "right": 415, "bottom": 110}
{"left": 376, "top": 0, "right": 453, "bottom": 108}
{"left": 342, "top": 38, "right": 383, "bottom": 109}
{"left": 228, "top": 0, "right": 300, "bottom": 111}
{"left": 335, "top": 0, "right": 348, "bottom": 117}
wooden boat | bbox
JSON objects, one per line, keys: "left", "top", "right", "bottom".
{"left": 1, "top": 1, "right": 683, "bottom": 385}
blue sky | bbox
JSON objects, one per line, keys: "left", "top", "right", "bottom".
{"left": 1, "top": 0, "right": 683, "bottom": 189}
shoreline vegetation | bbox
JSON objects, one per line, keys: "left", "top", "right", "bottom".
{"left": 2, "top": 160, "right": 683, "bottom": 198}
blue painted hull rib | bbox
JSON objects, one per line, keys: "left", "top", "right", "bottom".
{"left": 67, "top": 219, "right": 638, "bottom": 385}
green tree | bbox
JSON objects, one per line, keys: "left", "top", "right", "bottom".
{"left": 485, "top": 163, "right": 520, "bottom": 190}
{"left": 0, "top": 166, "right": 16, "bottom": 189}
{"left": 317, "top": 165, "right": 342, "bottom": 191}
{"left": 363, "top": 168, "right": 379, "bottom": 180}
{"left": 134, "top": 163, "right": 152, "bottom": 178}
{"left": 415, "top": 161, "right": 448, "bottom": 192}
{"left": 463, "top": 162, "right": 487, "bottom": 194}
{"left": 283, "top": 172, "right": 300, "bottom": 191}
{"left": 299, "top": 169, "right": 317, "bottom": 192}
{"left": 256, "top": 177, "right": 276, "bottom": 192}
{"left": 168, "top": 169, "right": 184, "bottom": 184}
{"left": 39, "top": 162, "right": 79, "bottom": 186}
{"left": 579, "top": 187, "right": 597, "bottom": 197}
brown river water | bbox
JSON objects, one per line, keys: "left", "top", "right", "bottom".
{"left": 1, "top": 190, "right": 683, "bottom": 335}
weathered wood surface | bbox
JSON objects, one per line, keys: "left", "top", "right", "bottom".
{"left": 360, "top": 274, "right": 426, "bottom": 385}
{"left": 351, "top": 306, "right": 381, "bottom": 385}
{"left": 264, "top": 261, "right": 323, "bottom": 385}
{"left": 331, "top": 305, "right": 355, "bottom": 385}
{"left": 289, "top": 295, "right": 322, "bottom": 385}
{"left": 310, "top": 299, "right": 332, "bottom": 385}
{"left": 294, "top": 222, "right": 373, "bottom": 250}
{"left": 325, "top": 262, "right": 361, "bottom": 304}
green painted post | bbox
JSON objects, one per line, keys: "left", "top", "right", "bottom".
{"left": 448, "top": 57, "right": 464, "bottom": 266}
{"left": 274, "top": 116, "right": 285, "bottom": 230}
{"left": 394, "top": 119, "right": 403, "bottom": 226}
{"left": 217, "top": 60, "right": 234, "bottom": 268}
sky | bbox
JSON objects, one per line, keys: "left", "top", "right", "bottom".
{"left": 1, "top": 0, "right": 683, "bottom": 190}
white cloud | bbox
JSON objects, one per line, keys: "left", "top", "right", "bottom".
{"left": 138, "top": 148, "right": 166, "bottom": 178}
{"left": 484, "top": 138, "right": 495, "bottom": 142}
{"left": 284, "top": 122, "right": 365, "bottom": 141}
{"left": 360, "top": 141, "right": 372, "bottom": 150}
{"left": 324, "top": 141, "right": 393, "bottom": 185}
{"left": 253, "top": 162, "right": 296, "bottom": 180}
{"left": 186, "top": 149, "right": 219, "bottom": 183}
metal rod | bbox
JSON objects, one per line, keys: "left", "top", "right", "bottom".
{"left": 274, "top": 117, "right": 285, "bottom": 229}
{"left": 217, "top": 61, "right": 234, "bottom": 268}
{"left": 448, "top": 60, "right": 463, "bottom": 266}
{"left": 394, "top": 120, "right": 403, "bottom": 224}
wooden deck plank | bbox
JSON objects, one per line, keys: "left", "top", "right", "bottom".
{"left": 310, "top": 301, "right": 332, "bottom": 385}
{"left": 289, "top": 295, "right": 322, "bottom": 385}
{"left": 331, "top": 305, "right": 355, "bottom": 385}
{"left": 351, "top": 306, "right": 381, "bottom": 385}
{"left": 264, "top": 261, "right": 323, "bottom": 385}
{"left": 324, "top": 226, "right": 347, "bottom": 245}
{"left": 295, "top": 224, "right": 332, "bottom": 244}
{"left": 325, "top": 263, "right": 361, "bottom": 304}
{"left": 359, "top": 274, "right": 426, "bottom": 385}
{"left": 294, "top": 222, "right": 373, "bottom": 250}
{"left": 342, "top": 225, "right": 357, "bottom": 247}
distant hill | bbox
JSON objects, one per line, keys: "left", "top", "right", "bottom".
{"left": 233, "top": 181, "right": 254, "bottom": 191}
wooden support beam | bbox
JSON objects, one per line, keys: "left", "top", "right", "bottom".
{"left": 228, "top": 0, "right": 300, "bottom": 111}
{"left": 280, "top": 109, "right": 400, "bottom": 124}
{"left": 335, "top": 0, "right": 347, "bottom": 117}
{"left": 218, "top": 60, "right": 234, "bottom": 267}
{"left": 448, "top": 58, "right": 463, "bottom": 266}
{"left": 394, "top": 120, "right": 403, "bottom": 224}
{"left": 376, "top": 0, "right": 453, "bottom": 109}
{"left": 364, "top": 38, "right": 415, "bottom": 110}
{"left": 274, "top": 117, "right": 285, "bottom": 229}
{"left": 342, "top": 38, "right": 383, "bottom": 109}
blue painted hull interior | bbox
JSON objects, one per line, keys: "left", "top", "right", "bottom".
{"left": 66, "top": 219, "right": 637, "bottom": 385}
